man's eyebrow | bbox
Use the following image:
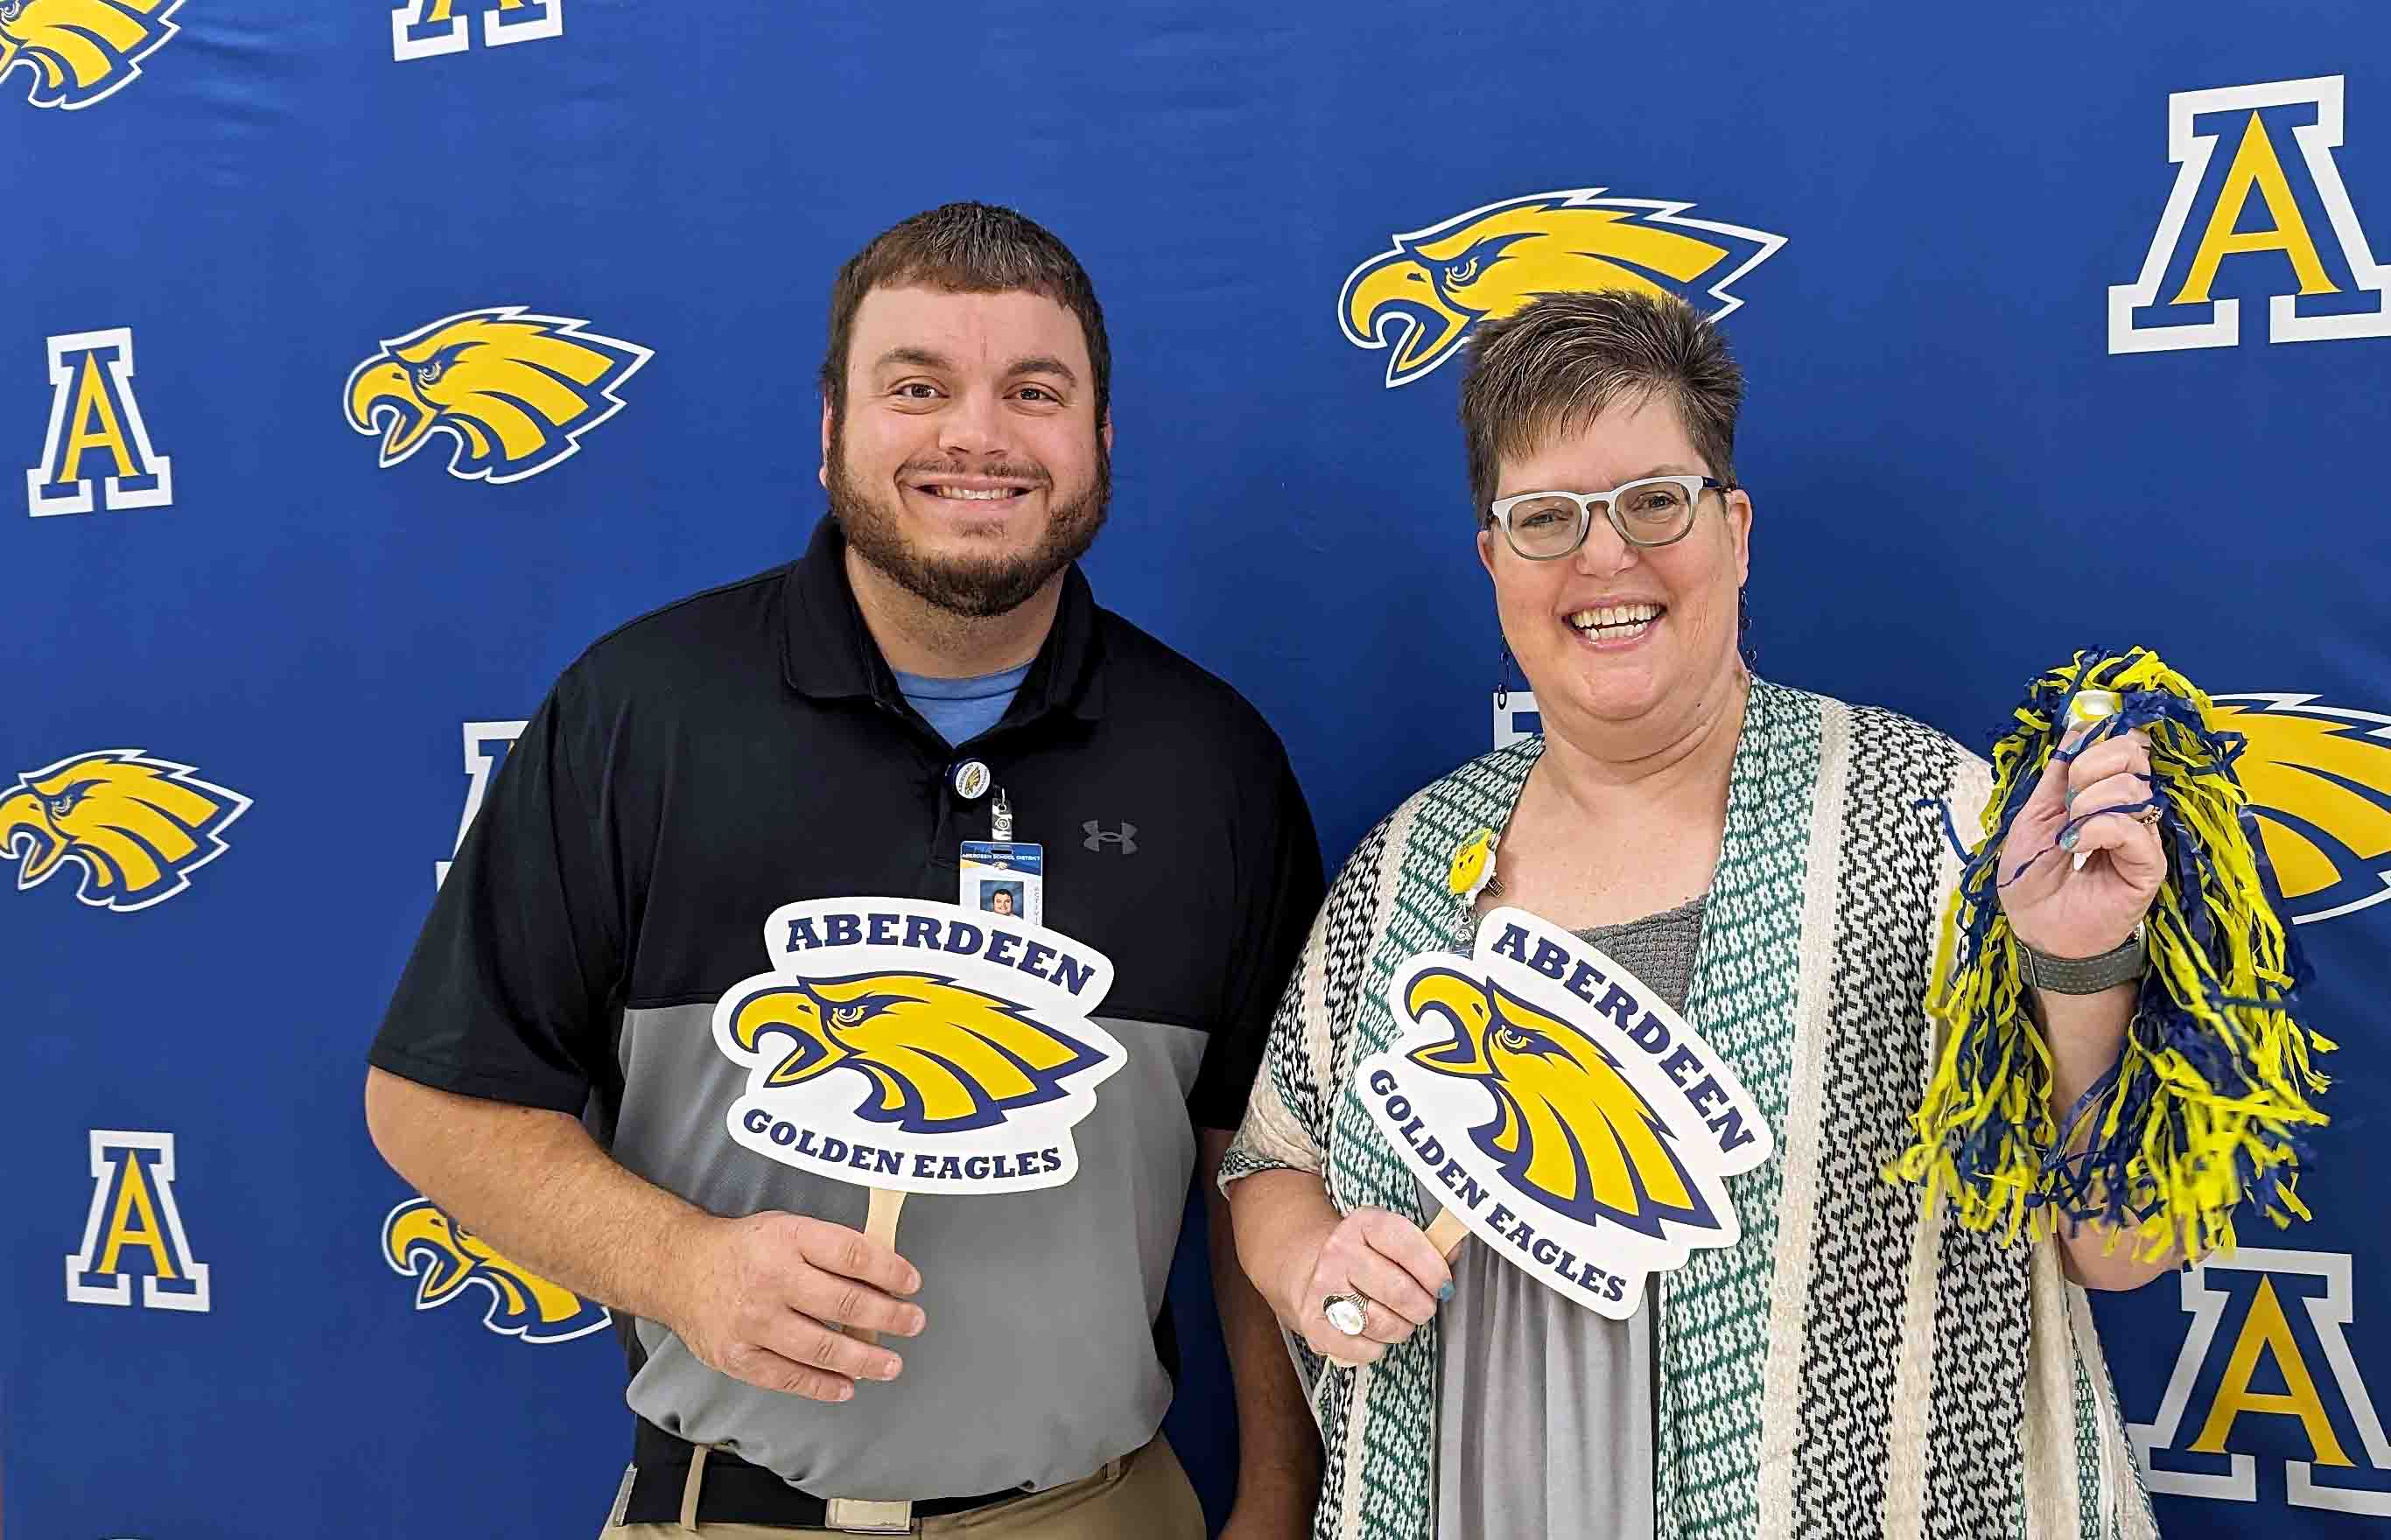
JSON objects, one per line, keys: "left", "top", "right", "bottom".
{"left": 1006, "top": 354, "right": 1079, "bottom": 385}
{"left": 869, "top": 348, "right": 1078, "bottom": 387}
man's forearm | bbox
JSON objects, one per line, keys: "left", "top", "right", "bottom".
{"left": 364, "top": 1068, "right": 710, "bottom": 1326}
{"left": 1202, "top": 1131, "right": 1320, "bottom": 1527}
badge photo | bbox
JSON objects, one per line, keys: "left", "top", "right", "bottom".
{"left": 961, "top": 839, "right": 1044, "bottom": 927}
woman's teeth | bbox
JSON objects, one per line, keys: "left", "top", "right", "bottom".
{"left": 1566, "top": 603, "right": 1663, "bottom": 640}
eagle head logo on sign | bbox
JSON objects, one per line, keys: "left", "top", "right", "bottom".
{"left": 1358, "top": 906, "right": 1772, "bottom": 1317}
{"left": 713, "top": 897, "right": 1124, "bottom": 1194}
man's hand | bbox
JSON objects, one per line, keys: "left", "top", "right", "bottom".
{"left": 663, "top": 1211, "right": 926, "bottom": 1402}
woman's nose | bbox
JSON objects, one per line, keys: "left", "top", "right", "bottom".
{"left": 1573, "top": 507, "right": 1638, "bottom": 575}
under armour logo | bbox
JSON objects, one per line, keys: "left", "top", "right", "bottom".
{"left": 1083, "top": 821, "right": 1138, "bottom": 854}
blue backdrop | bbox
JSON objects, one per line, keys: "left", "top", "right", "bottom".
{"left": 7, "top": 2, "right": 2389, "bottom": 1534}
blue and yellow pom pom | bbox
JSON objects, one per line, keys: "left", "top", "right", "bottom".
{"left": 1890, "top": 647, "right": 2332, "bottom": 1262}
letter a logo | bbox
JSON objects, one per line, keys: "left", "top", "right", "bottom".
{"left": 65, "top": 1130, "right": 210, "bottom": 1312}
{"left": 27, "top": 328, "right": 172, "bottom": 517}
{"left": 2110, "top": 77, "right": 2391, "bottom": 353}
{"left": 2129, "top": 1248, "right": 2391, "bottom": 1513}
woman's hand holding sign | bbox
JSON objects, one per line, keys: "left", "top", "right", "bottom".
{"left": 1282, "top": 1204, "right": 1451, "bottom": 1366}
{"left": 666, "top": 1210, "right": 925, "bottom": 1403}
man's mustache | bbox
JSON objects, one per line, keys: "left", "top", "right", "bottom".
{"left": 899, "top": 458, "right": 1053, "bottom": 487}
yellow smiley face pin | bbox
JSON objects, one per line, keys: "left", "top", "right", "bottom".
{"left": 1448, "top": 827, "right": 1497, "bottom": 900}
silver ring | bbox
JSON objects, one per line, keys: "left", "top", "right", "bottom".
{"left": 1322, "top": 1292, "right": 1370, "bottom": 1336}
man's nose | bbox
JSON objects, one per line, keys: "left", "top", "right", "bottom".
{"left": 938, "top": 388, "right": 1010, "bottom": 458}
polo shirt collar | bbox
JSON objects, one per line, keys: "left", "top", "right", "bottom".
{"left": 781, "top": 514, "right": 1104, "bottom": 724}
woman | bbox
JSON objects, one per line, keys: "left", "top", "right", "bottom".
{"left": 1223, "top": 290, "right": 2168, "bottom": 1540}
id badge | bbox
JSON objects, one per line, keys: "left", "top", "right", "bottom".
{"left": 961, "top": 841, "right": 1044, "bottom": 927}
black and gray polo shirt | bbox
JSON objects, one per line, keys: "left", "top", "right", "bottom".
{"left": 369, "top": 515, "right": 1322, "bottom": 1501}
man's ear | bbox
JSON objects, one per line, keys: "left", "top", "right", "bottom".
{"left": 1101, "top": 413, "right": 1114, "bottom": 456}
{"left": 818, "top": 398, "right": 833, "bottom": 490}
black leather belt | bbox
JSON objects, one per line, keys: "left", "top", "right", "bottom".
{"left": 621, "top": 1436, "right": 1023, "bottom": 1529}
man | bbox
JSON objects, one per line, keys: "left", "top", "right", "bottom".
{"left": 986, "top": 886, "right": 1017, "bottom": 916}
{"left": 366, "top": 202, "right": 1323, "bottom": 1537}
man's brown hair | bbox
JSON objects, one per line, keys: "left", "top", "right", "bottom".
{"left": 819, "top": 202, "right": 1111, "bottom": 424}
{"left": 1457, "top": 290, "right": 1744, "bottom": 517}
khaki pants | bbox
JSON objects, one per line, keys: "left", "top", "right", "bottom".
{"left": 599, "top": 1436, "right": 1205, "bottom": 1539}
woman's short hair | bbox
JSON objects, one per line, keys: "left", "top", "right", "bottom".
{"left": 1457, "top": 289, "right": 1745, "bottom": 519}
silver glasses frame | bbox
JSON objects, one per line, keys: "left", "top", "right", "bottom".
{"left": 1485, "top": 475, "right": 1733, "bottom": 558}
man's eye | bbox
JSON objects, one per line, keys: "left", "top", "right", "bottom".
{"left": 1017, "top": 386, "right": 1056, "bottom": 403}
{"left": 894, "top": 382, "right": 940, "bottom": 400}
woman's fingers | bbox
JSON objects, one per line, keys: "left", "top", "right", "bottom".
{"left": 2068, "top": 772, "right": 2157, "bottom": 822}
{"left": 1288, "top": 1206, "right": 1456, "bottom": 1363}
{"left": 1329, "top": 1248, "right": 1437, "bottom": 1337}
{"left": 1356, "top": 1208, "right": 1455, "bottom": 1300}
{"left": 2064, "top": 732, "right": 2152, "bottom": 807}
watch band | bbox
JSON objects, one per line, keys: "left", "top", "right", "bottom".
{"left": 2019, "top": 928, "right": 2148, "bottom": 995}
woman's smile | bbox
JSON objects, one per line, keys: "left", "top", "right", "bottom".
{"left": 1562, "top": 601, "right": 1668, "bottom": 649}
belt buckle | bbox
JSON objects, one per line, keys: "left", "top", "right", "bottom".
{"left": 824, "top": 1496, "right": 917, "bottom": 1534}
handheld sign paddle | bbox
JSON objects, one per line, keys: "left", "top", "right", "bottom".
{"left": 1357, "top": 906, "right": 1774, "bottom": 1318}
{"left": 712, "top": 897, "right": 1125, "bottom": 1344}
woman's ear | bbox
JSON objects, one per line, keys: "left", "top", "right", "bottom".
{"left": 1727, "top": 488, "right": 1754, "bottom": 587}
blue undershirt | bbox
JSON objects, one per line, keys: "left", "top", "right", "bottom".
{"left": 892, "top": 662, "right": 1033, "bottom": 747}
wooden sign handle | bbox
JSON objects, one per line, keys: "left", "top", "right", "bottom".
{"left": 1424, "top": 1206, "right": 1469, "bottom": 1263}
{"left": 845, "top": 1187, "right": 908, "bottom": 1347}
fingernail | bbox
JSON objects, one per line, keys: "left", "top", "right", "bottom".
{"left": 902, "top": 1308, "right": 926, "bottom": 1336}
{"left": 1437, "top": 1282, "right": 1455, "bottom": 1303}
{"left": 876, "top": 1354, "right": 902, "bottom": 1380}
{"left": 901, "top": 1270, "right": 922, "bottom": 1294}
{"left": 2058, "top": 827, "right": 2079, "bottom": 852}
{"left": 834, "top": 1383, "right": 853, "bottom": 1401}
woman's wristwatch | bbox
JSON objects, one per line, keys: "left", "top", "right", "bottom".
{"left": 2018, "top": 923, "right": 2148, "bottom": 995}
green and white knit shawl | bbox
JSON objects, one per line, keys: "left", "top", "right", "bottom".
{"left": 1222, "top": 679, "right": 2158, "bottom": 1540}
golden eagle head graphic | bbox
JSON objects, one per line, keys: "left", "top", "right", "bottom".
{"left": 2210, "top": 695, "right": 2391, "bottom": 925}
{"left": 1340, "top": 189, "right": 1784, "bottom": 387}
{"left": 344, "top": 307, "right": 653, "bottom": 485}
{"left": 1403, "top": 967, "right": 1716, "bottom": 1238}
{"left": 0, "top": 750, "right": 248, "bottom": 912}
{"left": 727, "top": 972, "right": 1110, "bottom": 1136}
{"left": 381, "top": 1199, "right": 610, "bottom": 1344}
{"left": 0, "top": 0, "right": 179, "bottom": 109}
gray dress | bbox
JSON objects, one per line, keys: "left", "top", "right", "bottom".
{"left": 1419, "top": 895, "right": 1705, "bottom": 1540}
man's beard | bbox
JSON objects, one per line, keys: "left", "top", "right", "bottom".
{"left": 826, "top": 423, "right": 1109, "bottom": 620}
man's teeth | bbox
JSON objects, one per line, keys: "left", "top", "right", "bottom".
{"left": 925, "top": 486, "right": 1026, "bottom": 500}
{"left": 1567, "top": 604, "right": 1663, "bottom": 636}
